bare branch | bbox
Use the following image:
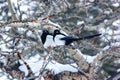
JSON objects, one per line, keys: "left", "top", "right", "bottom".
{"left": 7, "top": 0, "right": 18, "bottom": 20}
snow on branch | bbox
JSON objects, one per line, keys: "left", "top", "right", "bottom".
{"left": 0, "top": 20, "right": 60, "bottom": 30}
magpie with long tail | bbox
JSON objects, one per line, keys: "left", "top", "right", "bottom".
{"left": 40, "top": 30, "right": 56, "bottom": 49}
{"left": 53, "top": 29, "right": 101, "bottom": 46}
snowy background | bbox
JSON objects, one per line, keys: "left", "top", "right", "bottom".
{"left": 0, "top": 0, "right": 120, "bottom": 80}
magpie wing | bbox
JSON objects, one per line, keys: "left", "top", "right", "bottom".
{"left": 60, "top": 36, "right": 76, "bottom": 45}
{"left": 60, "top": 36, "right": 75, "bottom": 40}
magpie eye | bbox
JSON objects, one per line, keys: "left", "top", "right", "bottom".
{"left": 55, "top": 30, "right": 60, "bottom": 34}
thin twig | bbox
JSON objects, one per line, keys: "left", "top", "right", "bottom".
{"left": 7, "top": 0, "right": 18, "bottom": 20}
{"left": 38, "top": 51, "right": 53, "bottom": 80}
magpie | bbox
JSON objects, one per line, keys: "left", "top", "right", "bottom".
{"left": 53, "top": 29, "right": 101, "bottom": 46}
{"left": 40, "top": 30, "right": 56, "bottom": 49}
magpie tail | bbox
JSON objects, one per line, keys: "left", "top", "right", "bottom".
{"left": 76, "top": 33, "right": 101, "bottom": 40}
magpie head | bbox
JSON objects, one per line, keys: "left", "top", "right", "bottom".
{"left": 42, "top": 30, "right": 49, "bottom": 35}
{"left": 54, "top": 29, "right": 61, "bottom": 35}
{"left": 41, "top": 30, "right": 50, "bottom": 44}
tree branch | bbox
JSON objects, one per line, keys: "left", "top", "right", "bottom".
{"left": 7, "top": 0, "right": 18, "bottom": 20}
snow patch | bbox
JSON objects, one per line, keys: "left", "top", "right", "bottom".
{"left": 19, "top": 59, "right": 78, "bottom": 76}
{"left": 112, "top": 3, "right": 119, "bottom": 7}
{"left": 77, "top": 21, "right": 85, "bottom": 25}
{"left": 117, "top": 69, "right": 120, "bottom": 72}
{"left": 89, "top": 0, "right": 95, "bottom": 2}
{"left": 76, "top": 49, "right": 98, "bottom": 63}
{"left": 112, "top": 19, "right": 120, "bottom": 27}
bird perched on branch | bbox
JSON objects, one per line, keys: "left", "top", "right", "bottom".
{"left": 53, "top": 29, "right": 101, "bottom": 46}
{"left": 40, "top": 30, "right": 56, "bottom": 49}
{"left": 40, "top": 29, "right": 101, "bottom": 49}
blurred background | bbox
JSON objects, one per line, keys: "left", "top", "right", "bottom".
{"left": 0, "top": 0, "right": 120, "bottom": 80}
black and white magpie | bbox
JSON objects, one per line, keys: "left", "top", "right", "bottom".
{"left": 40, "top": 30, "right": 56, "bottom": 49}
{"left": 53, "top": 29, "right": 101, "bottom": 46}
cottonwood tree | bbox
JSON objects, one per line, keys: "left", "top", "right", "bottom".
{"left": 0, "top": 0, "right": 120, "bottom": 80}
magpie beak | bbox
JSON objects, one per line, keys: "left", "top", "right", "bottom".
{"left": 40, "top": 30, "right": 56, "bottom": 49}
{"left": 53, "top": 29, "right": 101, "bottom": 46}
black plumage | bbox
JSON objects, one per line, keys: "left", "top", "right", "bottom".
{"left": 41, "top": 30, "right": 56, "bottom": 49}
{"left": 53, "top": 29, "right": 101, "bottom": 46}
